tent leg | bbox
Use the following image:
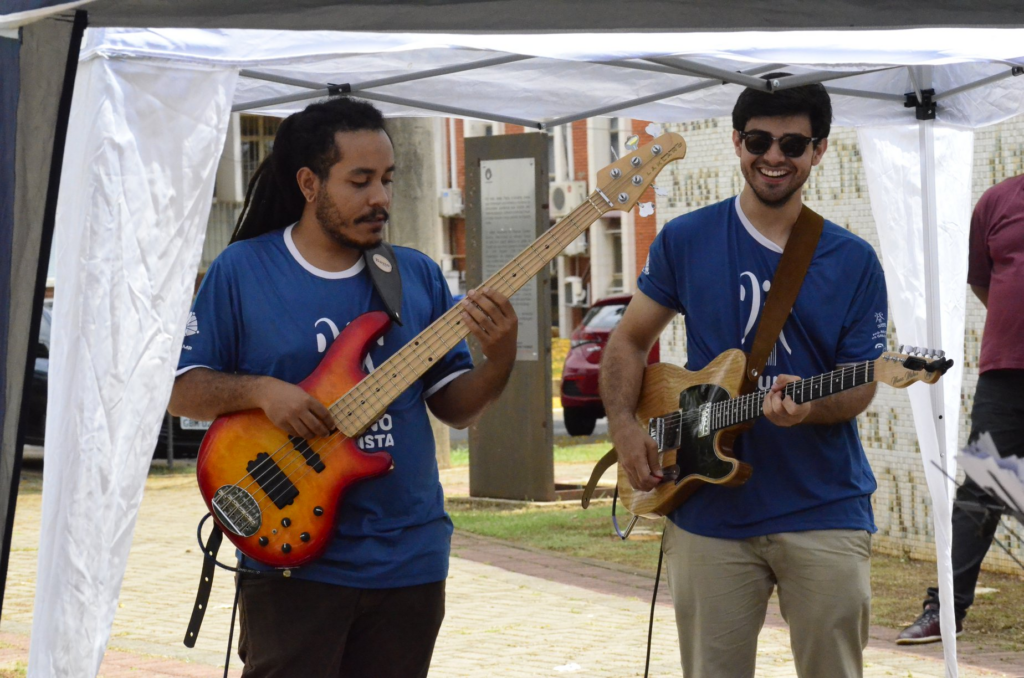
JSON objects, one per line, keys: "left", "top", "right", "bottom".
{"left": 0, "top": 9, "right": 87, "bottom": 615}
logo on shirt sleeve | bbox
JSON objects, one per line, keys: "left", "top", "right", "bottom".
{"left": 185, "top": 312, "right": 199, "bottom": 337}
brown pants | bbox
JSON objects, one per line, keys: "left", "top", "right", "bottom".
{"left": 237, "top": 574, "right": 445, "bottom": 678}
{"left": 664, "top": 522, "right": 871, "bottom": 678}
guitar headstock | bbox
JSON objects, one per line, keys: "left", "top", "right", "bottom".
{"left": 594, "top": 133, "right": 686, "bottom": 214}
{"left": 874, "top": 345, "right": 954, "bottom": 389}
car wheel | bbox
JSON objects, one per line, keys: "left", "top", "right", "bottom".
{"left": 563, "top": 408, "right": 597, "bottom": 436}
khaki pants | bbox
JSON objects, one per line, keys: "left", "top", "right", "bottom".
{"left": 663, "top": 522, "right": 871, "bottom": 678}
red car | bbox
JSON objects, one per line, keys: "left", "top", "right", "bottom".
{"left": 560, "top": 294, "right": 659, "bottom": 436}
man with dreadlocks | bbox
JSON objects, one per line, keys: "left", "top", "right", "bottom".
{"left": 169, "top": 97, "right": 517, "bottom": 677}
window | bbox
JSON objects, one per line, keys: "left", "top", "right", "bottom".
{"left": 606, "top": 221, "right": 623, "bottom": 293}
{"left": 240, "top": 115, "right": 282, "bottom": 190}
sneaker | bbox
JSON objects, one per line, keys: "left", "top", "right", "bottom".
{"left": 895, "top": 605, "right": 964, "bottom": 645}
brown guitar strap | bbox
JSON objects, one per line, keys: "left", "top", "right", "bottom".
{"left": 742, "top": 205, "right": 824, "bottom": 394}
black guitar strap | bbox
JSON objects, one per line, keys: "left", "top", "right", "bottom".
{"left": 363, "top": 241, "right": 404, "bottom": 326}
{"left": 184, "top": 524, "right": 223, "bottom": 648}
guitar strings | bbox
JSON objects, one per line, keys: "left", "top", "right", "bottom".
{"left": 236, "top": 201, "right": 606, "bottom": 519}
{"left": 244, "top": 196, "right": 612, "bottom": 515}
{"left": 653, "top": 361, "right": 873, "bottom": 434}
{"left": 212, "top": 159, "right": 655, "bottom": 526}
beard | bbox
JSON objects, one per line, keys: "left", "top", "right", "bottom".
{"left": 315, "top": 191, "right": 388, "bottom": 250}
{"left": 741, "top": 162, "right": 809, "bottom": 209}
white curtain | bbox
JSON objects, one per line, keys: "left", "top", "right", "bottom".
{"left": 27, "top": 57, "right": 237, "bottom": 677}
{"left": 858, "top": 124, "right": 973, "bottom": 677}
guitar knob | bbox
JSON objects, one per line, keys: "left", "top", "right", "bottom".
{"left": 258, "top": 536, "right": 268, "bottom": 547}
{"left": 282, "top": 543, "right": 292, "bottom": 554}
{"left": 313, "top": 506, "right": 324, "bottom": 516}
{"left": 300, "top": 532, "right": 310, "bottom": 542}
{"left": 281, "top": 518, "right": 291, "bottom": 527}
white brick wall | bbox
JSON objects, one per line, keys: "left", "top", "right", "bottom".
{"left": 655, "top": 117, "right": 1024, "bottom": 574}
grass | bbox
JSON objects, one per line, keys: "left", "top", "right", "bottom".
{"left": 449, "top": 441, "right": 610, "bottom": 468}
{"left": 449, "top": 500, "right": 1024, "bottom": 649}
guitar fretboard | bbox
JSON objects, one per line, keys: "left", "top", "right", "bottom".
{"left": 652, "top": 360, "right": 875, "bottom": 452}
{"left": 330, "top": 198, "right": 606, "bottom": 437}
{"left": 709, "top": 360, "right": 875, "bottom": 432}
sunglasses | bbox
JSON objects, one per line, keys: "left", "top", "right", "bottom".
{"left": 738, "top": 131, "right": 820, "bottom": 158}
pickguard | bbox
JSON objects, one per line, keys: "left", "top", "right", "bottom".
{"left": 674, "top": 383, "right": 735, "bottom": 482}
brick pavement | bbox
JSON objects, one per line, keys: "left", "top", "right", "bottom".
{"left": 0, "top": 463, "right": 1020, "bottom": 677}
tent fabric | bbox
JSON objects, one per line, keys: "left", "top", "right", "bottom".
{"left": 7, "top": 0, "right": 1024, "bottom": 32}
{"left": 5, "top": 16, "right": 1024, "bottom": 678}
{"left": 83, "top": 28, "right": 1024, "bottom": 128}
{"left": 26, "top": 56, "right": 236, "bottom": 678}
{"left": 858, "top": 123, "right": 974, "bottom": 669}
{"left": 0, "top": 16, "right": 76, "bottom": 609}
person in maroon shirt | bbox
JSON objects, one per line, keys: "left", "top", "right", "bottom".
{"left": 897, "top": 174, "right": 1024, "bottom": 644}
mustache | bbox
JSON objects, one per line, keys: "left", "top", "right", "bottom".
{"left": 355, "top": 209, "right": 389, "bottom": 224}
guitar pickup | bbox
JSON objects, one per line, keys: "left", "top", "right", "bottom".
{"left": 648, "top": 418, "right": 665, "bottom": 450}
{"left": 696, "top": 404, "right": 711, "bottom": 438}
{"left": 247, "top": 452, "right": 299, "bottom": 509}
{"left": 289, "top": 436, "right": 326, "bottom": 473}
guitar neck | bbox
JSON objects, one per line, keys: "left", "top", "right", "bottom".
{"left": 708, "top": 361, "right": 875, "bottom": 433}
{"left": 333, "top": 198, "right": 607, "bottom": 437}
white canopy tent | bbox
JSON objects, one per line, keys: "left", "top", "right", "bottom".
{"left": 5, "top": 7, "right": 1024, "bottom": 677}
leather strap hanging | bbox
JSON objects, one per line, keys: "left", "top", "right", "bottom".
{"left": 742, "top": 205, "right": 824, "bottom": 394}
{"left": 363, "top": 241, "right": 404, "bottom": 326}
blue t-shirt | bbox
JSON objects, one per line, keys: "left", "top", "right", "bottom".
{"left": 178, "top": 225, "right": 473, "bottom": 588}
{"left": 637, "top": 197, "right": 887, "bottom": 538}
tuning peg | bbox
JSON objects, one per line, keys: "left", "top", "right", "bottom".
{"left": 939, "top": 350, "right": 945, "bottom": 358}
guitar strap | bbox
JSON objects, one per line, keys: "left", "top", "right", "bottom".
{"left": 742, "top": 205, "right": 824, "bottom": 394}
{"left": 363, "top": 241, "right": 404, "bottom": 326}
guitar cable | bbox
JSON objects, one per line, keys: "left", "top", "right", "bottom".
{"left": 611, "top": 486, "right": 665, "bottom": 678}
{"left": 192, "top": 513, "right": 292, "bottom": 678}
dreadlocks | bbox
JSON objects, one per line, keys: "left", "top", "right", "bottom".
{"left": 230, "top": 97, "right": 388, "bottom": 244}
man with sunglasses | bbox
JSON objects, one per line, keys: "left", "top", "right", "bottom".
{"left": 603, "top": 75, "right": 887, "bottom": 677}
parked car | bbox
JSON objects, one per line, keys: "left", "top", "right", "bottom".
{"left": 22, "top": 304, "right": 208, "bottom": 459}
{"left": 559, "top": 294, "right": 659, "bottom": 436}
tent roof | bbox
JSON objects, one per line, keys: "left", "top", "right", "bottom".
{"left": 6, "top": 0, "right": 1024, "bottom": 31}
{"left": 78, "top": 27, "right": 1024, "bottom": 129}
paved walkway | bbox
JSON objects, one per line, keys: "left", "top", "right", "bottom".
{"left": 0, "top": 461, "right": 1021, "bottom": 677}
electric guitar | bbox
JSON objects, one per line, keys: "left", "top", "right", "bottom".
{"left": 196, "top": 133, "right": 688, "bottom": 568}
{"left": 615, "top": 346, "right": 953, "bottom": 519}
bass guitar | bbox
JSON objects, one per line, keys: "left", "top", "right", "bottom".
{"left": 611, "top": 346, "right": 952, "bottom": 520}
{"left": 196, "top": 133, "right": 687, "bottom": 568}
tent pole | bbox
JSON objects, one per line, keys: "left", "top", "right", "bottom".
{"left": 933, "top": 65, "right": 1024, "bottom": 101}
{"left": 770, "top": 66, "right": 901, "bottom": 90}
{"left": 235, "top": 85, "right": 542, "bottom": 128}
{"left": 642, "top": 56, "right": 772, "bottom": 89}
{"left": 0, "top": 8, "right": 87, "bottom": 615}
{"left": 602, "top": 60, "right": 787, "bottom": 77}
{"left": 240, "top": 53, "right": 531, "bottom": 95}
{"left": 542, "top": 63, "right": 784, "bottom": 128}
{"left": 824, "top": 86, "right": 904, "bottom": 102}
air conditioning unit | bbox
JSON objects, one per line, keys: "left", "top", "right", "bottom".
{"left": 563, "top": 232, "right": 587, "bottom": 256}
{"left": 549, "top": 181, "right": 588, "bottom": 218}
{"left": 563, "top": 275, "right": 587, "bottom": 306}
{"left": 439, "top": 188, "right": 464, "bottom": 217}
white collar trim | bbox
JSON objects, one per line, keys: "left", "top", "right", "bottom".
{"left": 734, "top": 196, "right": 784, "bottom": 254}
{"left": 284, "top": 224, "right": 366, "bottom": 279}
